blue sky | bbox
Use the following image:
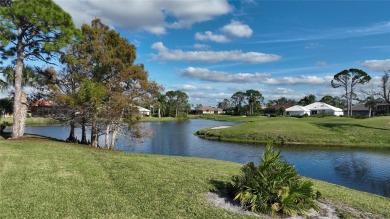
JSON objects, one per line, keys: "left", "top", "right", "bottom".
{"left": 5, "top": 0, "right": 390, "bottom": 106}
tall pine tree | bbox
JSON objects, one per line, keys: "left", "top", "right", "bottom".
{"left": 0, "top": 0, "right": 78, "bottom": 138}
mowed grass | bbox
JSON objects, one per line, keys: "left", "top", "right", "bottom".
{"left": 197, "top": 115, "right": 390, "bottom": 147}
{"left": 1, "top": 117, "right": 57, "bottom": 126}
{"left": 140, "top": 115, "right": 200, "bottom": 122}
{"left": 0, "top": 139, "right": 256, "bottom": 219}
{"left": 1, "top": 139, "right": 390, "bottom": 218}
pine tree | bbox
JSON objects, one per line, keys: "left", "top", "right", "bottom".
{"left": 0, "top": 0, "right": 78, "bottom": 138}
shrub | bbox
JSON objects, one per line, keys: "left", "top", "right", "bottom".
{"left": 231, "top": 144, "right": 319, "bottom": 217}
{"left": 352, "top": 114, "right": 369, "bottom": 119}
{"left": 176, "top": 112, "right": 188, "bottom": 121}
{"left": 0, "top": 121, "right": 11, "bottom": 133}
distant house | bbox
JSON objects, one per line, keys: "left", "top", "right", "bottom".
{"left": 285, "top": 105, "right": 310, "bottom": 116}
{"left": 30, "top": 100, "right": 54, "bottom": 117}
{"left": 346, "top": 102, "right": 390, "bottom": 116}
{"left": 376, "top": 103, "right": 390, "bottom": 115}
{"left": 263, "top": 104, "right": 293, "bottom": 115}
{"left": 344, "top": 103, "right": 371, "bottom": 116}
{"left": 195, "top": 106, "right": 223, "bottom": 115}
{"left": 137, "top": 106, "right": 150, "bottom": 116}
{"left": 305, "top": 102, "right": 344, "bottom": 116}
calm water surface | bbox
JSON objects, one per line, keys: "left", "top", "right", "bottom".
{"left": 20, "top": 119, "right": 390, "bottom": 198}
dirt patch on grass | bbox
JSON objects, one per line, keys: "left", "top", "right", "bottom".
{"left": 210, "top": 126, "right": 231, "bottom": 130}
{"left": 207, "top": 192, "right": 384, "bottom": 219}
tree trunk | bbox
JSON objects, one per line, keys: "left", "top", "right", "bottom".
{"left": 66, "top": 113, "right": 76, "bottom": 142}
{"left": 12, "top": 48, "right": 24, "bottom": 139}
{"left": 110, "top": 127, "right": 119, "bottom": 150}
{"left": 81, "top": 116, "right": 87, "bottom": 144}
{"left": 19, "top": 91, "right": 28, "bottom": 136}
{"left": 68, "top": 123, "right": 75, "bottom": 142}
{"left": 104, "top": 123, "right": 110, "bottom": 149}
{"left": 345, "top": 86, "right": 349, "bottom": 117}
{"left": 158, "top": 107, "right": 161, "bottom": 119}
{"left": 91, "top": 113, "right": 98, "bottom": 147}
{"left": 349, "top": 91, "right": 353, "bottom": 116}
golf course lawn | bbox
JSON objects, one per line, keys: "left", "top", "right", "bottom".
{"left": 1, "top": 137, "right": 389, "bottom": 218}
{"left": 197, "top": 115, "right": 390, "bottom": 147}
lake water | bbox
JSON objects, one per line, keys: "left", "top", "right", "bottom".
{"left": 18, "top": 119, "right": 390, "bottom": 198}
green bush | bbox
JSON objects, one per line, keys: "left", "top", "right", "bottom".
{"left": 231, "top": 144, "right": 320, "bottom": 217}
{"left": 176, "top": 112, "right": 188, "bottom": 121}
{"left": 352, "top": 114, "right": 369, "bottom": 119}
{"left": 0, "top": 121, "right": 11, "bottom": 133}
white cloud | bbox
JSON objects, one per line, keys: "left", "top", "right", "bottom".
{"left": 151, "top": 42, "right": 281, "bottom": 63}
{"left": 181, "top": 67, "right": 332, "bottom": 86}
{"left": 255, "top": 21, "right": 390, "bottom": 44}
{"left": 263, "top": 75, "right": 332, "bottom": 85}
{"left": 195, "top": 31, "right": 230, "bottom": 43}
{"left": 221, "top": 20, "right": 253, "bottom": 38}
{"left": 203, "top": 86, "right": 214, "bottom": 90}
{"left": 181, "top": 84, "right": 198, "bottom": 91}
{"left": 190, "top": 92, "right": 230, "bottom": 99}
{"left": 54, "top": 0, "right": 232, "bottom": 34}
{"left": 151, "top": 42, "right": 169, "bottom": 52}
{"left": 193, "top": 43, "right": 210, "bottom": 50}
{"left": 188, "top": 92, "right": 232, "bottom": 105}
{"left": 194, "top": 20, "right": 253, "bottom": 43}
{"left": 362, "top": 59, "right": 390, "bottom": 71}
{"left": 274, "top": 87, "right": 294, "bottom": 94}
{"left": 182, "top": 67, "right": 271, "bottom": 83}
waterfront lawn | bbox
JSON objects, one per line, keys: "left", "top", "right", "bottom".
{"left": 1, "top": 138, "right": 389, "bottom": 218}
{"left": 197, "top": 115, "right": 390, "bottom": 147}
{"left": 140, "top": 115, "right": 200, "bottom": 122}
{"left": 140, "top": 116, "right": 178, "bottom": 122}
{"left": 201, "top": 114, "right": 266, "bottom": 122}
{"left": 1, "top": 117, "right": 57, "bottom": 126}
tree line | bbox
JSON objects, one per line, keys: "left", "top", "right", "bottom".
{"left": 0, "top": 0, "right": 169, "bottom": 149}
{"left": 216, "top": 68, "right": 390, "bottom": 117}
{"left": 217, "top": 89, "right": 264, "bottom": 116}
{"left": 217, "top": 91, "right": 347, "bottom": 116}
{"left": 148, "top": 90, "right": 190, "bottom": 118}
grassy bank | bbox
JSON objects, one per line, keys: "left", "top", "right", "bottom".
{"left": 140, "top": 115, "right": 200, "bottom": 122}
{"left": 1, "top": 117, "right": 58, "bottom": 126}
{"left": 1, "top": 115, "right": 198, "bottom": 126}
{"left": 1, "top": 138, "right": 389, "bottom": 218}
{"left": 197, "top": 115, "right": 390, "bottom": 147}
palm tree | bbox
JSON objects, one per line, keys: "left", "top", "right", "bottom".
{"left": 0, "top": 65, "right": 37, "bottom": 89}
{"left": 0, "top": 65, "right": 38, "bottom": 135}
{"left": 364, "top": 96, "right": 378, "bottom": 117}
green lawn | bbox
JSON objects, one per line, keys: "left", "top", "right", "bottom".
{"left": 197, "top": 115, "right": 390, "bottom": 147}
{"left": 1, "top": 117, "right": 58, "bottom": 126}
{"left": 0, "top": 138, "right": 389, "bottom": 218}
{"left": 140, "top": 115, "right": 200, "bottom": 122}
{"left": 1, "top": 115, "right": 198, "bottom": 125}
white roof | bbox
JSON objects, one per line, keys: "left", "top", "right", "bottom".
{"left": 286, "top": 105, "right": 310, "bottom": 112}
{"left": 304, "top": 102, "right": 343, "bottom": 112}
{"left": 137, "top": 106, "right": 150, "bottom": 112}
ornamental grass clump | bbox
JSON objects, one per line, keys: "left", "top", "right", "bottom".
{"left": 231, "top": 144, "right": 320, "bottom": 217}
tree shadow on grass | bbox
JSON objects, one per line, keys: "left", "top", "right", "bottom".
{"left": 208, "top": 179, "right": 242, "bottom": 207}
{"left": 314, "top": 123, "right": 390, "bottom": 131}
{"left": 0, "top": 131, "right": 65, "bottom": 142}
{"left": 209, "top": 179, "right": 237, "bottom": 200}
{"left": 0, "top": 131, "right": 11, "bottom": 139}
